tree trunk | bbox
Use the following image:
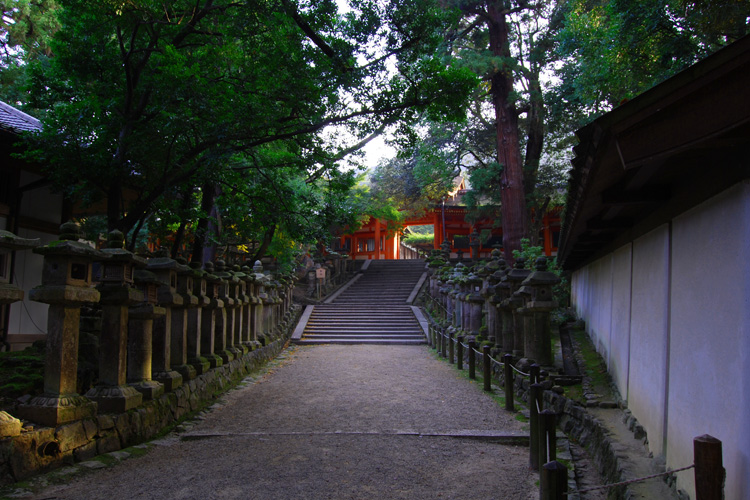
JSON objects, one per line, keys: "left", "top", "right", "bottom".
{"left": 252, "top": 225, "right": 276, "bottom": 264}
{"left": 487, "top": 3, "right": 526, "bottom": 262}
{"left": 190, "top": 182, "right": 217, "bottom": 265}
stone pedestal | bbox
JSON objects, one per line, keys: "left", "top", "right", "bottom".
{"left": 200, "top": 263, "right": 224, "bottom": 368}
{"left": 503, "top": 258, "right": 531, "bottom": 358}
{"left": 244, "top": 266, "right": 262, "bottom": 350}
{"left": 147, "top": 256, "right": 185, "bottom": 391}
{"left": 232, "top": 265, "right": 251, "bottom": 354}
{"left": 127, "top": 303, "right": 165, "bottom": 399}
{"left": 85, "top": 231, "right": 145, "bottom": 413}
{"left": 17, "top": 222, "right": 103, "bottom": 427}
{"left": 171, "top": 259, "right": 198, "bottom": 381}
{"left": 214, "top": 260, "right": 243, "bottom": 359}
{"left": 186, "top": 262, "right": 210, "bottom": 375}
{"left": 517, "top": 257, "right": 560, "bottom": 366}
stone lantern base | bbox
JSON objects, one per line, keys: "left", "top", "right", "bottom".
{"left": 16, "top": 393, "right": 97, "bottom": 428}
{"left": 172, "top": 363, "right": 197, "bottom": 381}
{"left": 85, "top": 384, "right": 143, "bottom": 413}
{"left": 153, "top": 369, "right": 184, "bottom": 392}
{"left": 129, "top": 380, "right": 165, "bottom": 400}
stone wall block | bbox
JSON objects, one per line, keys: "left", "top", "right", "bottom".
{"left": 97, "top": 414, "right": 115, "bottom": 431}
{"left": 73, "top": 441, "right": 98, "bottom": 462}
{"left": 82, "top": 418, "right": 98, "bottom": 441}
{"left": 55, "top": 421, "right": 88, "bottom": 452}
{"left": 96, "top": 431, "right": 120, "bottom": 455}
{"left": 9, "top": 428, "right": 58, "bottom": 481}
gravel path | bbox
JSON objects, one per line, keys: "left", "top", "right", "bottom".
{"left": 17, "top": 345, "right": 537, "bottom": 500}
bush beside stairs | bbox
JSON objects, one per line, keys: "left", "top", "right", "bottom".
{"left": 293, "top": 260, "right": 428, "bottom": 345}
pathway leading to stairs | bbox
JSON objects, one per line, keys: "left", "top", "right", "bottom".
{"left": 294, "top": 259, "right": 429, "bottom": 345}
{"left": 15, "top": 345, "right": 536, "bottom": 500}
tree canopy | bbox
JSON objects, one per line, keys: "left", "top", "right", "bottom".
{"left": 16, "top": 0, "right": 477, "bottom": 264}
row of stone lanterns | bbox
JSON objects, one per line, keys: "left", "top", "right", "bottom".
{"left": 2, "top": 222, "right": 295, "bottom": 429}
{"left": 425, "top": 247, "right": 560, "bottom": 368}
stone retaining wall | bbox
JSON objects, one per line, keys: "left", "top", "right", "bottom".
{"left": 0, "top": 309, "right": 299, "bottom": 485}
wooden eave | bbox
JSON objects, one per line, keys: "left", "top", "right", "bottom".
{"left": 558, "top": 35, "right": 750, "bottom": 271}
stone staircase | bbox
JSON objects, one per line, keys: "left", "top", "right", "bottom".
{"left": 293, "top": 260, "right": 428, "bottom": 345}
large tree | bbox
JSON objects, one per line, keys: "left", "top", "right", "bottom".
{"left": 22, "top": 0, "right": 477, "bottom": 260}
{"left": 427, "top": 1, "right": 566, "bottom": 261}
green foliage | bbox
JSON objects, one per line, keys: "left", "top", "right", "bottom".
{"left": 11, "top": 0, "right": 478, "bottom": 266}
{"left": 403, "top": 232, "right": 434, "bottom": 247}
{"left": 512, "top": 238, "right": 570, "bottom": 305}
{"left": 553, "top": 0, "right": 750, "bottom": 120}
{"left": 0, "top": 0, "right": 61, "bottom": 107}
{"left": 0, "top": 343, "right": 45, "bottom": 402}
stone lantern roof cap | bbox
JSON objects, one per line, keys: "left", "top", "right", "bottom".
{"left": 134, "top": 268, "right": 161, "bottom": 286}
{"left": 99, "top": 230, "right": 147, "bottom": 267}
{"left": 33, "top": 222, "right": 109, "bottom": 260}
{"left": 212, "top": 259, "right": 238, "bottom": 282}
{"left": 146, "top": 256, "right": 182, "bottom": 271}
{"left": 521, "top": 257, "right": 561, "bottom": 286}
{"left": 0, "top": 230, "right": 40, "bottom": 252}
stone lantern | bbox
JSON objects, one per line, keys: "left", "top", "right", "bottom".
{"left": 170, "top": 258, "right": 198, "bottom": 381}
{"left": 517, "top": 257, "right": 560, "bottom": 366}
{"left": 85, "top": 230, "right": 146, "bottom": 413}
{"left": 231, "top": 264, "right": 250, "bottom": 354}
{"left": 503, "top": 257, "right": 531, "bottom": 358}
{"left": 212, "top": 260, "right": 238, "bottom": 362}
{"left": 145, "top": 255, "right": 184, "bottom": 391}
{"left": 127, "top": 268, "right": 166, "bottom": 400}
{"left": 17, "top": 221, "right": 106, "bottom": 427}
{"left": 186, "top": 261, "right": 211, "bottom": 375}
{"left": 0, "top": 230, "right": 39, "bottom": 306}
{"left": 253, "top": 261, "right": 271, "bottom": 345}
{"left": 200, "top": 262, "right": 225, "bottom": 368}
{"left": 440, "top": 239, "right": 451, "bottom": 262}
{"left": 0, "top": 231, "right": 39, "bottom": 435}
{"left": 466, "top": 272, "right": 484, "bottom": 338}
{"left": 242, "top": 264, "right": 262, "bottom": 350}
{"left": 469, "top": 228, "right": 481, "bottom": 261}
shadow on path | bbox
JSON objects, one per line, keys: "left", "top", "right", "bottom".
{"left": 14, "top": 345, "right": 537, "bottom": 500}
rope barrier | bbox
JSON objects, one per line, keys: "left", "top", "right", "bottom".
{"left": 571, "top": 464, "right": 695, "bottom": 495}
{"left": 510, "top": 364, "right": 530, "bottom": 378}
{"left": 490, "top": 357, "right": 505, "bottom": 369}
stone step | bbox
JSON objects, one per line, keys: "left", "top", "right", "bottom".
{"left": 294, "top": 337, "right": 425, "bottom": 345}
{"left": 305, "top": 324, "right": 421, "bottom": 335}
{"left": 296, "top": 261, "right": 427, "bottom": 345}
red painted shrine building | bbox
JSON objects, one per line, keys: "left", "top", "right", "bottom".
{"left": 333, "top": 178, "right": 562, "bottom": 260}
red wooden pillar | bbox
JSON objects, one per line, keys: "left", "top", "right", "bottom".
{"left": 374, "top": 218, "right": 381, "bottom": 260}
{"left": 542, "top": 213, "right": 552, "bottom": 256}
{"left": 433, "top": 210, "right": 441, "bottom": 250}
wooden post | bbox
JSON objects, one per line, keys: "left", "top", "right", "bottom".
{"left": 540, "top": 461, "right": 568, "bottom": 500}
{"left": 449, "top": 332, "right": 455, "bottom": 364}
{"left": 468, "top": 341, "right": 476, "bottom": 379}
{"left": 441, "top": 328, "right": 447, "bottom": 358}
{"left": 504, "top": 353, "right": 514, "bottom": 411}
{"left": 457, "top": 336, "right": 464, "bottom": 370}
{"left": 530, "top": 363, "right": 540, "bottom": 385}
{"left": 540, "top": 409, "right": 557, "bottom": 470}
{"left": 529, "top": 383, "right": 542, "bottom": 471}
{"left": 483, "top": 345, "right": 492, "bottom": 392}
{"left": 694, "top": 435, "right": 724, "bottom": 500}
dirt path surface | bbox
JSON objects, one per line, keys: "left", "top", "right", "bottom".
{"left": 18, "top": 345, "right": 537, "bottom": 500}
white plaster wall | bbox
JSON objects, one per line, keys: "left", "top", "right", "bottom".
{"left": 609, "top": 244, "right": 632, "bottom": 400}
{"left": 589, "top": 255, "right": 613, "bottom": 358}
{"left": 667, "top": 181, "right": 750, "bottom": 499}
{"left": 7, "top": 227, "right": 54, "bottom": 337}
{"left": 627, "top": 224, "right": 670, "bottom": 457}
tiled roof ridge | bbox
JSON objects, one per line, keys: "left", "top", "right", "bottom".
{"left": 0, "top": 100, "right": 42, "bottom": 134}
